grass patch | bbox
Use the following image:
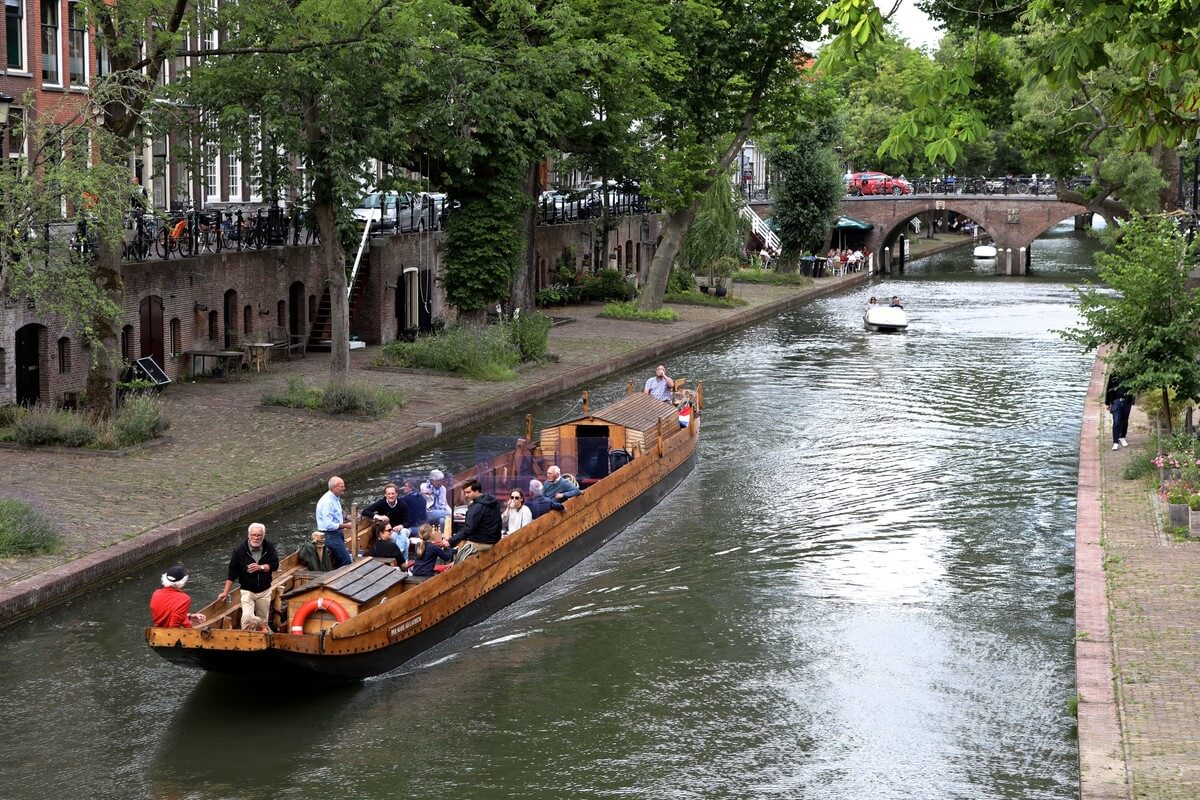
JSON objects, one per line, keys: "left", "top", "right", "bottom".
{"left": 1067, "top": 693, "right": 1079, "bottom": 718}
{"left": 374, "top": 325, "right": 522, "bottom": 381}
{"left": 0, "top": 499, "right": 61, "bottom": 556}
{"left": 1122, "top": 450, "right": 1155, "bottom": 480}
{"left": 733, "top": 267, "right": 813, "bottom": 286}
{"left": 262, "top": 377, "right": 403, "bottom": 417}
{"left": 598, "top": 302, "right": 679, "bottom": 323}
{"left": 665, "top": 290, "right": 748, "bottom": 308}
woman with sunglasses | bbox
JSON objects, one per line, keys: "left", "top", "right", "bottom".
{"left": 502, "top": 489, "right": 533, "bottom": 536}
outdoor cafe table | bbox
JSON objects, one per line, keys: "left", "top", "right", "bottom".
{"left": 243, "top": 342, "right": 274, "bottom": 373}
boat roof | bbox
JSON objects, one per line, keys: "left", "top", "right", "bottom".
{"left": 568, "top": 393, "right": 679, "bottom": 430}
{"left": 285, "top": 558, "right": 408, "bottom": 603}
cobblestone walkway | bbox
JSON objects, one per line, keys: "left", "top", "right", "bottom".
{"left": 0, "top": 278, "right": 861, "bottom": 600}
{"left": 1100, "top": 405, "right": 1200, "bottom": 798}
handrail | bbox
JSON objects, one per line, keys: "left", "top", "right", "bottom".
{"left": 347, "top": 219, "right": 372, "bottom": 299}
{"left": 738, "top": 199, "right": 781, "bottom": 255}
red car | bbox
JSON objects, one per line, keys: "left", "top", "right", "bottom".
{"left": 846, "top": 171, "right": 913, "bottom": 196}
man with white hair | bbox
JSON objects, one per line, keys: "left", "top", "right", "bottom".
{"left": 541, "top": 465, "right": 581, "bottom": 502}
{"left": 524, "top": 479, "right": 565, "bottom": 520}
{"left": 216, "top": 523, "right": 280, "bottom": 627}
{"left": 421, "top": 469, "right": 451, "bottom": 527}
{"left": 315, "top": 475, "right": 354, "bottom": 567}
{"left": 149, "top": 565, "right": 206, "bottom": 628}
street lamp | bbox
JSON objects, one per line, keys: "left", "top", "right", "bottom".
{"left": 0, "top": 93, "right": 13, "bottom": 128}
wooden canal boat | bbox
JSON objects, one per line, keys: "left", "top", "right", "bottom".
{"left": 146, "top": 384, "right": 702, "bottom": 681}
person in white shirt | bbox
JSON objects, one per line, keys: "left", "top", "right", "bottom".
{"left": 643, "top": 365, "right": 674, "bottom": 402}
{"left": 502, "top": 489, "right": 533, "bottom": 535}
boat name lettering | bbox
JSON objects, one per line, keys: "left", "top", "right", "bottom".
{"left": 389, "top": 616, "right": 422, "bottom": 638}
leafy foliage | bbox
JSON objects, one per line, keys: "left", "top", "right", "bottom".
{"left": 678, "top": 182, "right": 749, "bottom": 276}
{"left": 771, "top": 118, "right": 845, "bottom": 261}
{"left": 112, "top": 395, "right": 171, "bottom": 446}
{"left": 1060, "top": 216, "right": 1200, "bottom": 432}
{"left": 510, "top": 311, "right": 553, "bottom": 362}
{"left": 733, "top": 268, "right": 812, "bottom": 286}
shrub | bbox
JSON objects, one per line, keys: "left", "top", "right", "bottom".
{"left": 376, "top": 325, "right": 520, "bottom": 381}
{"left": 0, "top": 500, "right": 61, "bottom": 556}
{"left": 584, "top": 268, "right": 637, "bottom": 302}
{"left": 1122, "top": 451, "right": 1155, "bottom": 480}
{"left": 599, "top": 302, "right": 679, "bottom": 322}
{"left": 510, "top": 311, "right": 552, "bottom": 362}
{"left": 113, "top": 395, "right": 170, "bottom": 446}
{"left": 666, "top": 266, "right": 695, "bottom": 295}
{"left": 733, "top": 267, "right": 812, "bottom": 286}
{"left": 13, "top": 407, "right": 94, "bottom": 448}
{"left": 0, "top": 405, "right": 25, "bottom": 427}
{"left": 321, "top": 381, "right": 403, "bottom": 418}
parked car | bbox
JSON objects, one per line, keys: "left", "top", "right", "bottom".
{"left": 845, "top": 171, "right": 913, "bottom": 196}
{"left": 537, "top": 190, "right": 582, "bottom": 222}
{"left": 351, "top": 191, "right": 445, "bottom": 233}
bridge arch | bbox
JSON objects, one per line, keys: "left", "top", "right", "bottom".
{"left": 840, "top": 195, "right": 1091, "bottom": 275}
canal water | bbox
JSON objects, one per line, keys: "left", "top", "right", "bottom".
{"left": 0, "top": 224, "right": 1098, "bottom": 799}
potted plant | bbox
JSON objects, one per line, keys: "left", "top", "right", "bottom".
{"left": 712, "top": 255, "right": 738, "bottom": 298}
{"left": 1166, "top": 483, "right": 1191, "bottom": 527}
{"left": 1189, "top": 494, "right": 1200, "bottom": 538}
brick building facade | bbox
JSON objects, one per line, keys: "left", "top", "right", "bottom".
{"left": 0, "top": 215, "right": 662, "bottom": 407}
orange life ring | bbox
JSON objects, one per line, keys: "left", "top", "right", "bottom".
{"left": 290, "top": 596, "right": 350, "bottom": 634}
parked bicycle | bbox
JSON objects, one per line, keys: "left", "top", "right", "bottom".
{"left": 194, "top": 209, "right": 223, "bottom": 254}
{"left": 156, "top": 211, "right": 193, "bottom": 259}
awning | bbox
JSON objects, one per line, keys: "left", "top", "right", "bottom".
{"left": 834, "top": 216, "right": 874, "bottom": 230}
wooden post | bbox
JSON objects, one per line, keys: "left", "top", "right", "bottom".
{"left": 349, "top": 502, "right": 358, "bottom": 560}
{"left": 626, "top": 380, "right": 633, "bottom": 396}
{"left": 582, "top": 390, "right": 590, "bottom": 416}
{"left": 657, "top": 417, "right": 664, "bottom": 457}
{"left": 696, "top": 381, "right": 703, "bottom": 411}
{"left": 525, "top": 414, "right": 533, "bottom": 442}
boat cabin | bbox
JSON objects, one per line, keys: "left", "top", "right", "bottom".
{"left": 283, "top": 558, "right": 411, "bottom": 634}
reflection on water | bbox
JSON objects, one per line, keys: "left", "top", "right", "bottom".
{"left": 0, "top": 223, "right": 1097, "bottom": 799}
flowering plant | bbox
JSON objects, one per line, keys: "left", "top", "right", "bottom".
{"left": 1162, "top": 480, "right": 1193, "bottom": 504}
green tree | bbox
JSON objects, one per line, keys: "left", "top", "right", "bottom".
{"left": 677, "top": 180, "right": 748, "bottom": 278}
{"left": 185, "top": 0, "right": 455, "bottom": 376}
{"left": 771, "top": 118, "right": 844, "bottom": 263}
{"left": 0, "top": 101, "right": 127, "bottom": 357}
{"left": 634, "top": 0, "right": 824, "bottom": 311}
{"left": 1061, "top": 215, "right": 1200, "bottom": 433}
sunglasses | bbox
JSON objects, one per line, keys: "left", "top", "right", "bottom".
{"left": 510, "top": 495, "right": 523, "bottom": 500}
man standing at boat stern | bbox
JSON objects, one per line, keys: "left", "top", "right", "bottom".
{"left": 450, "top": 479, "right": 502, "bottom": 564}
{"left": 316, "top": 475, "right": 354, "bottom": 567}
{"left": 217, "top": 524, "right": 280, "bottom": 628}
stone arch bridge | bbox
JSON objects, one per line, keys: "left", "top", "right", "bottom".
{"left": 840, "top": 194, "right": 1091, "bottom": 275}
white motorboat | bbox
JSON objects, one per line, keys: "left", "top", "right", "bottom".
{"left": 974, "top": 244, "right": 998, "bottom": 258}
{"left": 864, "top": 305, "right": 908, "bottom": 332}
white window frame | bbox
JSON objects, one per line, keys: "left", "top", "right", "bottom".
{"left": 203, "top": 117, "right": 219, "bottom": 205}
{"left": 227, "top": 155, "right": 241, "bottom": 201}
{"left": 66, "top": 0, "right": 86, "bottom": 87}
{"left": 5, "top": 0, "right": 29, "bottom": 74}
{"left": 40, "top": 0, "right": 61, "bottom": 86}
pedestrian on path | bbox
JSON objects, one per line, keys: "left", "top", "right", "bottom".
{"left": 1105, "top": 371, "right": 1134, "bottom": 450}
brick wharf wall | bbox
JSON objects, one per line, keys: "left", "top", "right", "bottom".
{"left": 0, "top": 214, "right": 662, "bottom": 406}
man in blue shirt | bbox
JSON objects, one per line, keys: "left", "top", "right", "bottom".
{"left": 315, "top": 475, "right": 353, "bottom": 567}
{"left": 542, "top": 465, "right": 582, "bottom": 502}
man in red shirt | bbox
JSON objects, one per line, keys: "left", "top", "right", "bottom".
{"left": 149, "top": 565, "right": 207, "bottom": 628}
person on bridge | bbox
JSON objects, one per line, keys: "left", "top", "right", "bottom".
{"left": 1105, "top": 372, "right": 1134, "bottom": 450}
{"left": 149, "top": 565, "right": 206, "bottom": 628}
